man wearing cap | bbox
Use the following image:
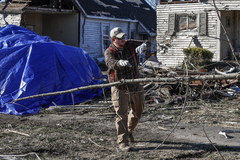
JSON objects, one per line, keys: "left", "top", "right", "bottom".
{"left": 104, "top": 27, "right": 144, "bottom": 152}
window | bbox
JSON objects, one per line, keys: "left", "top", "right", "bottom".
{"left": 168, "top": 13, "right": 207, "bottom": 36}
{"left": 178, "top": 14, "right": 197, "bottom": 31}
{"left": 102, "top": 24, "right": 110, "bottom": 53}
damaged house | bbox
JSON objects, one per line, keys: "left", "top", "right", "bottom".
{"left": 0, "top": 0, "right": 79, "bottom": 46}
{"left": 0, "top": 0, "right": 156, "bottom": 60}
{"left": 73, "top": 0, "right": 157, "bottom": 59}
{"left": 157, "top": 0, "right": 240, "bottom": 66}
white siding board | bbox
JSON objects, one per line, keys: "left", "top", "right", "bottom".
{"left": 82, "top": 19, "right": 101, "bottom": 58}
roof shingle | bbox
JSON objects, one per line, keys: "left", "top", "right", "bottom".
{"left": 76, "top": 0, "right": 156, "bottom": 34}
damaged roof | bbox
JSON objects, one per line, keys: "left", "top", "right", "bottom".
{"left": 0, "top": 0, "right": 75, "bottom": 13}
{"left": 74, "top": 0, "right": 156, "bottom": 35}
{"left": 0, "top": 3, "right": 27, "bottom": 13}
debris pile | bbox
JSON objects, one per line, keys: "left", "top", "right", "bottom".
{"left": 139, "top": 59, "right": 240, "bottom": 105}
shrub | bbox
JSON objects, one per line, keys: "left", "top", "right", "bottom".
{"left": 183, "top": 47, "right": 213, "bottom": 70}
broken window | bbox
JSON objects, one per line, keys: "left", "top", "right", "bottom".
{"left": 178, "top": 14, "right": 197, "bottom": 31}
{"left": 168, "top": 13, "right": 207, "bottom": 36}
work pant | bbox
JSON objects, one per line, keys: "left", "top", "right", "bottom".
{"left": 111, "top": 86, "right": 144, "bottom": 144}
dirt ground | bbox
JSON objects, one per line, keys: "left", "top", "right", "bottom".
{"left": 0, "top": 87, "right": 240, "bottom": 160}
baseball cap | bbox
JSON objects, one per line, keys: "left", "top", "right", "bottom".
{"left": 110, "top": 27, "right": 126, "bottom": 39}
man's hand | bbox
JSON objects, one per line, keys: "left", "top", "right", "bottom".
{"left": 117, "top": 60, "right": 132, "bottom": 67}
{"left": 135, "top": 43, "right": 147, "bottom": 54}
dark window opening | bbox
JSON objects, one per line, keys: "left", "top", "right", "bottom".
{"left": 102, "top": 25, "right": 110, "bottom": 51}
{"left": 139, "top": 34, "right": 148, "bottom": 40}
{"left": 168, "top": 13, "right": 207, "bottom": 36}
{"left": 178, "top": 14, "right": 197, "bottom": 31}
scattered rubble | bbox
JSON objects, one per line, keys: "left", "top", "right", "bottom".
{"left": 1, "top": 56, "right": 240, "bottom": 159}
{"left": 139, "top": 58, "right": 240, "bottom": 105}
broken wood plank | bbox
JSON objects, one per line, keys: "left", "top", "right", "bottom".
{"left": 4, "top": 129, "right": 30, "bottom": 137}
{"left": 158, "top": 126, "right": 169, "bottom": 131}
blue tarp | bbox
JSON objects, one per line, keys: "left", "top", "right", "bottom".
{"left": 0, "top": 25, "right": 103, "bottom": 116}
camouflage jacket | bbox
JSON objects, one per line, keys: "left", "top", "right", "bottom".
{"left": 104, "top": 41, "right": 141, "bottom": 91}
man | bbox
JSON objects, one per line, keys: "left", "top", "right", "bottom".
{"left": 104, "top": 27, "right": 145, "bottom": 152}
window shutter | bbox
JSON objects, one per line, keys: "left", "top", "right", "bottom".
{"left": 199, "top": 13, "right": 207, "bottom": 36}
{"left": 168, "top": 14, "right": 176, "bottom": 36}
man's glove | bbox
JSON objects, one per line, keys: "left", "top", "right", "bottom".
{"left": 135, "top": 43, "right": 147, "bottom": 54}
{"left": 117, "top": 60, "right": 132, "bottom": 67}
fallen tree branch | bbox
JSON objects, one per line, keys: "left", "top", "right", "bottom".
{"left": 12, "top": 73, "right": 240, "bottom": 102}
{"left": 154, "top": 60, "right": 190, "bottom": 150}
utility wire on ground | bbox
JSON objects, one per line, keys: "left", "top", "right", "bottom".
{"left": 202, "top": 125, "right": 226, "bottom": 160}
{"left": 154, "top": 60, "right": 190, "bottom": 150}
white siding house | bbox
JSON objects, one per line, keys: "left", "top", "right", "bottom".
{"left": 157, "top": 0, "right": 240, "bottom": 66}
{"left": 80, "top": 17, "right": 139, "bottom": 58}
{"left": 0, "top": 0, "right": 156, "bottom": 61}
{"left": 74, "top": 0, "right": 157, "bottom": 60}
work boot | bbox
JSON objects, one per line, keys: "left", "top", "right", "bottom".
{"left": 119, "top": 143, "right": 132, "bottom": 152}
{"left": 129, "top": 133, "right": 135, "bottom": 143}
